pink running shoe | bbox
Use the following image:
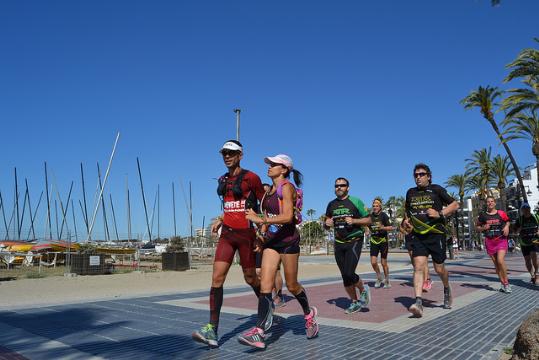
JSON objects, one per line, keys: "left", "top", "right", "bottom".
{"left": 305, "top": 306, "right": 319, "bottom": 339}
{"left": 238, "top": 327, "right": 266, "bottom": 349}
{"left": 422, "top": 279, "right": 432, "bottom": 292}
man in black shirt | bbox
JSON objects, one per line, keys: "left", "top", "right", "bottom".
{"left": 325, "top": 177, "right": 372, "bottom": 314}
{"left": 514, "top": 203, "right": 539, "bottom": 284}
{"left": 403, "top": 163, "right": 459, "bottom": 317}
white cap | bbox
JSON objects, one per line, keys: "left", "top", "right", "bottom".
{"left": 220, "top": 140, "right": 243, "bottom": 153}
{"left": 264, "top": 154, "right": 293, "bottom": 169}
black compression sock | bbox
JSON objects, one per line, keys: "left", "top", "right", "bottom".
{"left": 209, "top": 287, "right": 223, "bottom": 332}
{"left": 251, "top": 284, "right": 261, "bottom": 298}
{"left": 256, "top": 293, "right": 273, "bottom": 329}
{"left": 293, "top": 289, "right": 311, "bottom": 315}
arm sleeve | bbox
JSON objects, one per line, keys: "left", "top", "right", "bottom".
{"left": 435, "top": 185, "right": 455, "bottom": 206}
{"left": 382, "top": 212, "right": 391, "bottom": 226}
{"left": 250, "top": 173, "right": 265, "bottom": 201}
{"left": 325, "top": 202, "right": 332, "bottom": 218}
{"left": 350, "top": 197, "right": 369, "bottom": 217}
{"left": 498, "top": 210, "right": 510, "bottom": 222}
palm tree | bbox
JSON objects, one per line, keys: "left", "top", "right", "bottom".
{"left": 502, "top": 111, "right": 539, "bottom": 199}
{"left": 465, "top": 148, "right": 494, "bottom": 201}
{"left": 446, "top": 174, "right": 468, "bottom": 204}
{"left": 306, "top": 209, "right": 316, "bottom": 252}
{"left": 490, "top": 154, "right": 514, "bottom": 211}
{"left": 461, "top": 86, "right": 528, "bottom": 202}
{"left": 446, "top": 174, "right": 468, "bottom": 249}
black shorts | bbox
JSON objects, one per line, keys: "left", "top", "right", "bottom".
{"left": 411, "top": 233, "right": 446, "bottom": 264}
{"left": 521, "top": 243, "right": 538, "bottom": 257}
{"left": 405, "top": 234, "right": 414, "bottom": 252}
{"left": 370, "top": 241, "right": 388, "bottom": 259}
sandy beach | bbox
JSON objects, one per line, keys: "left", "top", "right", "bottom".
{"left": 0, "top": 254, "right": 412, "bottom": 310}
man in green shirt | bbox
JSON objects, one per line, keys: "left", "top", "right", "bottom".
{"left": 325, "top": 177, "right": 372, "bottom": 314}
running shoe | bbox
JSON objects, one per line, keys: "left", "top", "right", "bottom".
{"left": 504, "top": 284, "right": 512, "bottom": 293}
{"left": 498, "top": 284, "right": 507, "bottom": 293}
{"left": 443, "top": 286, "right": 452, "bottom": 309}
{"left": 408, "top": 303, "right": 423, "bottom": 318}
{"left": 424, "top": 279, "right": 433, "bottom": 291}
{"left": 384, "top": 279, "right": 392, "bottom": 289}
{"left": 305, "top": 306, "right": 319, "bottom": 339}
{"left": 374, "top": 277, "right": 383, "bottom": 288}
{"left": 359, "top": 285, "right": 371, "bottom": 306}
{"left": 238, "top": 327, "right": 266, "bottom": 349}
{"left": 531, "top": 275, "right": 536, "bottom": 285}
{"left": 344, "top": 301, "right": 362, "bottom": 314}
{"left": 192, "top": 323, "right": 218, "bottom": 348}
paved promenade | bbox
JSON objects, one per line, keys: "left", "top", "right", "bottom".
{"left": 0, "top": 252, "right": 537, "bottom": 359}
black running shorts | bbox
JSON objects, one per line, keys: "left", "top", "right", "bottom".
{"left": 411, "top": 233, "right": 446, "bottom": 264}
{"left": 370, "top": 241, "right": 388, "bottom": 259}
{"left": 521, "top": 244, "right": 538, "bottom": 257}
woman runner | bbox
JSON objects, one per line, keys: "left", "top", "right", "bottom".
{"left": 240, "top": 154, "right": 319, "bottom": 350}
{"left": 476, "top": 196, "right": 511, "bottom": 293}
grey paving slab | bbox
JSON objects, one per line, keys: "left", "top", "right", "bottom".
{"left": 0, "top": 254, "right": 537, "bottom": 359}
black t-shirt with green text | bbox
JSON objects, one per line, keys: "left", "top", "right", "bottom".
{"left": 326, "top": 196, "right": 369, "bottom": 242}
{"left": 515, "top": 214, "right": 539, "bottom": 245}
{"left": 369, "top": 211, "right": 391, "bottom": 240}
{"left": 405, "top": 184, "right": 454, "bottom": 235}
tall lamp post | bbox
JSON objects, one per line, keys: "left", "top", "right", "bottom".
{"left": 233, "top": 109, "right": 241, "bottom": 141}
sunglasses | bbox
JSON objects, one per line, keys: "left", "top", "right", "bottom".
{"left": 221, "top": 150, "right": 240, "bottom": 157}
{"left": 414, "top": 172, "right": 428, "bottom": 178}
{"left": 335, "top": 184, "right": 348, "bottom": 188}
{"left": 268, "top": 162, "right": 283, "bottom": 168}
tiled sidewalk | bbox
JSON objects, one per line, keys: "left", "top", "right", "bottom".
{"left": 0, "top": 253, "right": 537, "bottom": 359}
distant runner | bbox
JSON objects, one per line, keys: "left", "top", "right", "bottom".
{"left": 325, "top": 177, "right": 372, "bottom": 314}
{"left": 404, "top": 163, "right": 459, "bottom": 317}
{"left": 514, "top": 203, "right": 539, "bottom": 285}
{"left": 476, "top": 196, "right": 511, "bottom": 293}
{"left": 192, "top": 140, "right": 265, "bottom": 348}
{"left": 368, "top": 198, "right": 393, "bottom": 288}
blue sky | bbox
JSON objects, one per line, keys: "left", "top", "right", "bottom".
{"left": 1, "top": 1, "right": 538, "bottom": 240}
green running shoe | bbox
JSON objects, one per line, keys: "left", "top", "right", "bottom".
{"left": 344, "top": 301, "right": 363, "bottom": 314}
{"left": 359, "top": 285, "right": 371, "bottom": 307}
{"left": 192, "top": 323, "right": 218, "bottom": 348}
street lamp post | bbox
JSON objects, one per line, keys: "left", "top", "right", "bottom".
{"left": 233, "top": 109, "right": 241, "bottom": 141}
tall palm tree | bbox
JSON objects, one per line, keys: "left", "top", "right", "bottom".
{"left": 465, "top": 148, "right": 494, "bottom": 200}
{"left": 490, "top": 154, "right": 514, "bottom": 211}
{"left": 502, "top": 110, "right": 539, "bottom": 199}
{"left": 461, "top": 86, "right": 528, "bottom": 202}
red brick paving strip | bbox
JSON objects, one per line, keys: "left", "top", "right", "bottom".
{"left": 0, "top": 346, "right": 27, "bottom": 360}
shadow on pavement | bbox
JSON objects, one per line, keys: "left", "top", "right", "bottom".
{"left": 460, "top": 283, "right": 496, "bottom": 291}
{"left": 394, "top": 296, "right": 437, "bottom": 309}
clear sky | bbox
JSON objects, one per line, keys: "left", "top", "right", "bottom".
{"left": 1, "top": 1, "right": 538, "bottom": 241}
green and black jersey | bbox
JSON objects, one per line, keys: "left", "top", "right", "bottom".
{"left": 325, "top": 196, "right": 369, "bottom": 243}
{"left": 369, "top": 211, "right": 391, "bottom": 244}
{"left": 405, "top": 184, "right": 454, "bottom": 235}
{"left": 515, "top": 214, "right": 539, "bottom": 246}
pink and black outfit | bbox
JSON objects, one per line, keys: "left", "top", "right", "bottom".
{"left": 477, "top": 210, "right": 510, "bottom": 256}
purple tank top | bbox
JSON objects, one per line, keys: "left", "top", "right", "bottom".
{"left": 262, "top": 191, "right": 300, "bottom": 247}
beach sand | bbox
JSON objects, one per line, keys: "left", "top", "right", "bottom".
{"left": 0, "top": 254, "right": 412, "bottom": 310}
